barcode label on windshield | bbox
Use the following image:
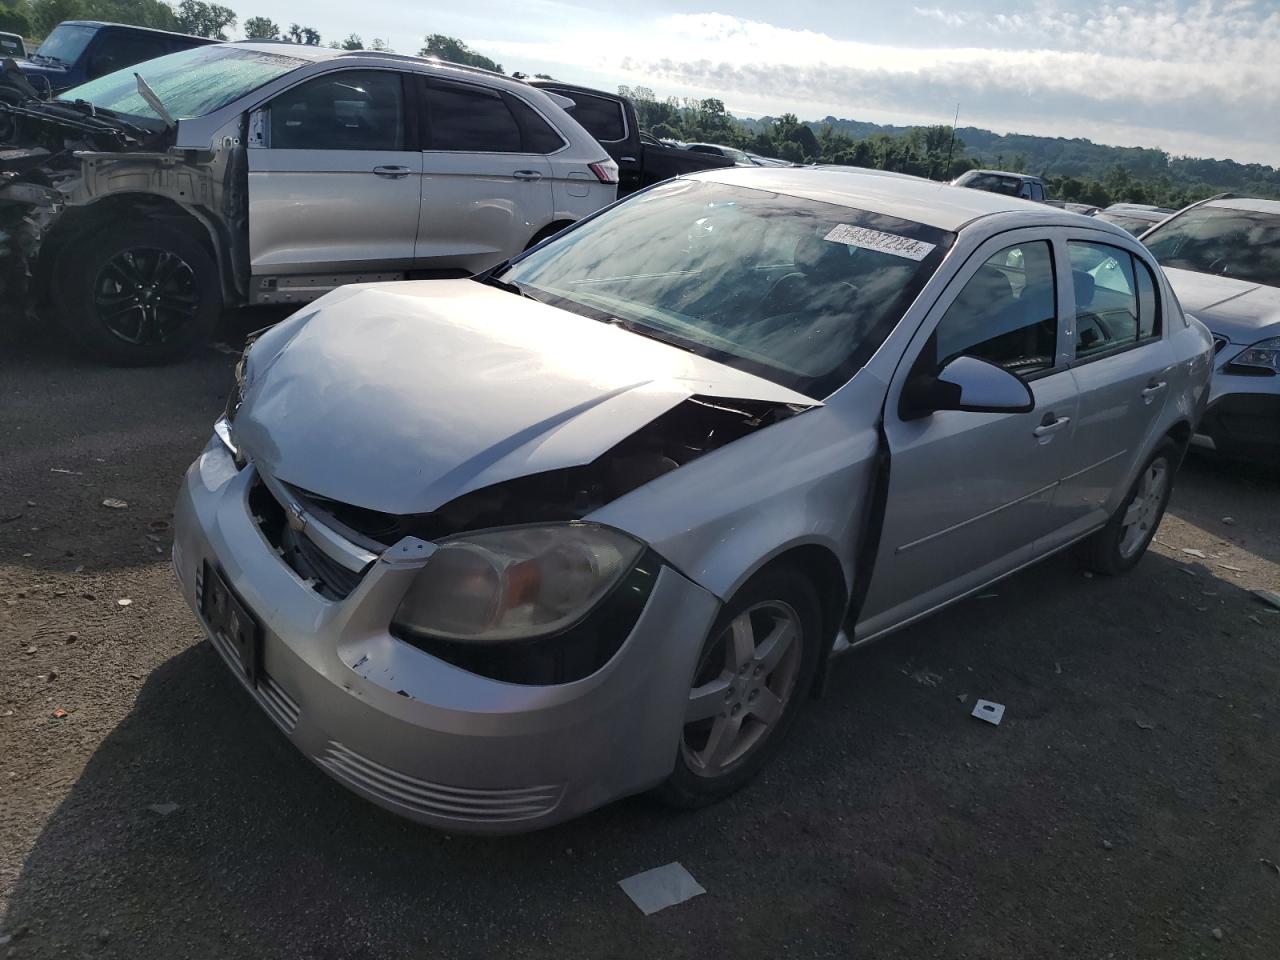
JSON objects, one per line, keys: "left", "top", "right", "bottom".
{"left": 824, "top": 224, "right": 936, "bottom": 261}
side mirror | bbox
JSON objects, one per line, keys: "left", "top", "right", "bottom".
{"left": 901, "top": 355, "right": 1034, "bottom": 419}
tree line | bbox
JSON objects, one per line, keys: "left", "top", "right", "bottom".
{"left": 620, "top": 87, "right": 1278, "bottom": 207}
{"left": 1, "top": 4, "right": 1272, "bottom": 208}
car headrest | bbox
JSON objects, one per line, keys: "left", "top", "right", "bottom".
{"left": 1073, "top": 269, "right": 1095, "bottom": 308}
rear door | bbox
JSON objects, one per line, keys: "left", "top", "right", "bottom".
{"left": 247, "top": 69, "right": 421, "bottom": 279}
{"left": 1044, "top": 237, "right": 1176, "bottom": 544}
{"left": 858, "top": 231, "right": 1079, "bottom": 639}
{"left": 415, "top": 77, "right": 554, "bottom": 273}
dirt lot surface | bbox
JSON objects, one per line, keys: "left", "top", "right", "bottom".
{"left": 2, "top": 316, "right": 1279, "bottom": 959}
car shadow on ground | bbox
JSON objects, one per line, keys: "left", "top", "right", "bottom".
{"left": 4, "top": 550, "right": 1279, "bottom": 959}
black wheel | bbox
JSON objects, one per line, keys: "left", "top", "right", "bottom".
{"left": 654, "top": 565, "right": 823, "bottom": 809}
{"left": 55, "top": 222, "right": 221, "bottom": 365}
{"left": 1078, "top": 439, "right": 1179, "bottom": 576}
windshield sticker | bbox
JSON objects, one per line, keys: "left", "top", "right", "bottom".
{"left": 823, "top": 224, "right": 936, "bottom": 261}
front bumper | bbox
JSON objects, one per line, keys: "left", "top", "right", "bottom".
{"left": 173, "top": 438, "right": 719, "bottom": 833}
{"left": 1192, "top": 343, "right": 1280, "bottom": 461}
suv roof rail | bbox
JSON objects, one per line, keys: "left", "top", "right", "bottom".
{"left": 343, "top": 49, "right": 508, "bottom": 79}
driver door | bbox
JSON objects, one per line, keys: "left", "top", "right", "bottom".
{"left": 857, "top": 231, "right": 1080, "bottom": 640}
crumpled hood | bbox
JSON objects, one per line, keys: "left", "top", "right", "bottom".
{"left": 234, "top": 280, "right": 817, "bottom": 515}
{"left": 1163, "top": 267, "right": 1280, "bottom": 344}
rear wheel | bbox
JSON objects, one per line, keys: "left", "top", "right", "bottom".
{"left": 1078, "top": 439, "right": 1179, "bottom": 575}
{"left": 654, "top": 565, "right": 822, "bottom": 808}
{"left": 56, "top": 222, "right": 221, "bottom": 366}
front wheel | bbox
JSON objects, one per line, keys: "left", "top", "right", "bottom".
{"left": 1078, "top": 439, "right": 1179, "bottom": 575}
{"left": 654, "top": 565, "right": 822, "bottom": 809}
{"left": 55, "top": 222, "right": 222, "bottom": 366}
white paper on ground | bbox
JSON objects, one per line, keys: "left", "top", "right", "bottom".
{"left": 618, "top": 862, "right": 706, "bottom": 915}
{"left": 823, "top": 223, "right": 937, "bottom": 261}
{"left": 972, "top": 699, "right": 1005, "bottom": 725}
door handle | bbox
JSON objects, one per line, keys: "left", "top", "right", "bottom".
{"left": 1140, "top": 380, "right": 1168, "bottom": 404}
{"left": 620, "top": 156, "right": 638, "bottom": 163}
{"left": 512, "top": 169, "right": 543, "bottom": 182}
{"left": 371, "top": 165, "right": 411, "bottom": 178}
{"left": 1033, "top": 414, "right": 1071, "bottom": 438}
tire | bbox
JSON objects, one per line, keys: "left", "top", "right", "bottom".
{"left": 55, "top": 221, "right": 222, "bottom": 366}
{"left": 523, "top": 220, "right": 573, "bottom": 251}
{"left": 654, "top": 564, "right": 823, "bottom": 809}
{"left": 0, "top": 87, "right": 21, "bottom": 144}
{"left": 1077, "top": 439, "right": 1180, "bottom": 576}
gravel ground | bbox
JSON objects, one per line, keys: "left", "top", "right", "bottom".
{"left": 2, "top": 317, "right": 1279, "bottom": 959}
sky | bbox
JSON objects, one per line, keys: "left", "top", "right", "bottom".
{"left": 238, "top": 0, "right": 1280, "bottom": 165}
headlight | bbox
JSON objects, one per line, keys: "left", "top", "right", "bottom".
{"left": 1230, "top": 336, "right": 1280, "bottom": 373}
{"left": 392, "top": 523, "right": 644, "bottom": 644}
{"left": 225, "top": 339, "right": 255, "bottom": 423}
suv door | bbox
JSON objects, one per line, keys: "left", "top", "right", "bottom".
{"left": 858, "top": 233, "right": 1079, "bottom": 638}
{"left": 247, "top": 69, "right": 422, "bottom": 283}
{"left": 1043, "top": 237, "right": 1176, "bottom": 545}
{"left": 415, "top": 77, "right": 555, "bottom": 273}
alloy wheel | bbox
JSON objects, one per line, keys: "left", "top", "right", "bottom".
{"left": 92, "top": 247, "right": 200, "bottom": 346}
{"left": 1118, "top": 456, "right": 1169, "bottom": 559}
{"left": 681, "top": 600, "right": 804, "bottom": 777}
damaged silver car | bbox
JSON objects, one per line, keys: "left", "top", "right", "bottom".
{"left": 173, "top": 168, "right": 1213, "bottom": 833}
{"left": 0, "top": 43, "right": 616, "bottom": 363}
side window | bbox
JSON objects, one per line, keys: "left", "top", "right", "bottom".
{"left": 934, "top": 240, "right": 1058, "bottom": 376}
{"left": 1068, "top": 241, "right": 1160, "bottom": 358}
{"left": 506, "top": 95, "right": 565, "bottom": 153}
{"left": 270, "top": 71, "right": 405, "bottom": 151}
{"left": 424, "top": 80, "right": 522, "bottom": 152}
{"left": 557, "top": 91, "right": 625, "bottom": 142}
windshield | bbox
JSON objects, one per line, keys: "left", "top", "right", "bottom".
{"left": 1097, "top": 212, "right": 1154, "bottom": 236}
{"left": 59, "top": 45, "right": 305, "bottom": 122}
{"left": 960, "top": 172, "right": 1022, "bottom": 196}
{"left": 497, "top": 180, "right": 954, "bottom": 398}
{"left": 34, "top": 23, "right": 95, "bottom": 64}
{"left": 1144, "top": 205, "right": 1280, "bottom": 287}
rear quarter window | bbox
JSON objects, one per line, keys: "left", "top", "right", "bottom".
{"left": 556, "top": 91, "right": 625, "bottom": 142}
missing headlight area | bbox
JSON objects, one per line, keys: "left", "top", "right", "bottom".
{"left": 286, "top": 396, "right": 811, "bottom": 552}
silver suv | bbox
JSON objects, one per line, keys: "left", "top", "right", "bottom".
{"left": 0, "top": 42, "right": 617, "bottom": 363}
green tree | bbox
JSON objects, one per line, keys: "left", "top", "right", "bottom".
{"left": 367, "top": 37, "right": 392, "bottom": 52}
{"left": 336, "top": 32, "right": 362, "bottom": 49}
{"left": 173, "top": 0, "right": 236, "bottom": 39}
{"left": 84, "top": 0, "right": 177, "bottom": 30}
{"left": 242, "top": 15, "right": 278, "bottom": 39}
{"left": 0, "top": 1, "right": 32, "bottom": 36}
{"left": 418, "top": 34, "right": 501, "bottom": 72}
{"left": 286, "top": 23, "right": 320, "bottom": 45}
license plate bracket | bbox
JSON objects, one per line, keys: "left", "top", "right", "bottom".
{"left": 201, "top": 561, "right": 261, "bottom": 683}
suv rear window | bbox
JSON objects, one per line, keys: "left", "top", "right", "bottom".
{"left": 555, "top": 90, "right": 624, "bottom": 142}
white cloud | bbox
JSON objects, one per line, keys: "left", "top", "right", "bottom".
{"left": 481, "top": 1, "right": 1280, "bottom": 163}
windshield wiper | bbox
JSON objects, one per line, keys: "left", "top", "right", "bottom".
{"left": 476, "top": 274, "right": 540, "bottom": 301}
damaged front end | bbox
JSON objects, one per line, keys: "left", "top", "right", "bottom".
{"left": 246, "top": 395, "right": 809, "bottom": 603}
{"left": 0, "top": 61, "right": 242, "bottom": 311}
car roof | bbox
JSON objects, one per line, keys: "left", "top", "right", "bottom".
{"left": 59, "top": 20, "right": 216, "bottom": 42}
{"left": 1204, "top": 197, "right": 1280, "bottom": 215}
{"left": 227, "top": 41, "right": 522, "bottom": 84}
{"left": 689, "top": 165, "right": 1088, "bottom": 232}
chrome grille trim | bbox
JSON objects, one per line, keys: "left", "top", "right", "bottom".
{"left": 315, "top": 741, "right": 563, "bottom": 822}
{"left": 258, "top": 673, "right": 301, "bottom": 733}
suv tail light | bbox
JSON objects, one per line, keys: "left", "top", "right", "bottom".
{"left": 588, "top": 159, "right": 619, "bottom": 184}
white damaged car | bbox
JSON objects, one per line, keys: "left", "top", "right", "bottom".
{"left": 174, "top": 168, "right": 1213, "bottom": 832}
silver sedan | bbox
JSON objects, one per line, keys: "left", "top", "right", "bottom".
{"left": 173, "top": 168, "right": 1214, "bottom": 832}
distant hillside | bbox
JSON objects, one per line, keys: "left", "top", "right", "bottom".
{"left": 740, "top": 115, "right": 1280, "bottom": 200}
